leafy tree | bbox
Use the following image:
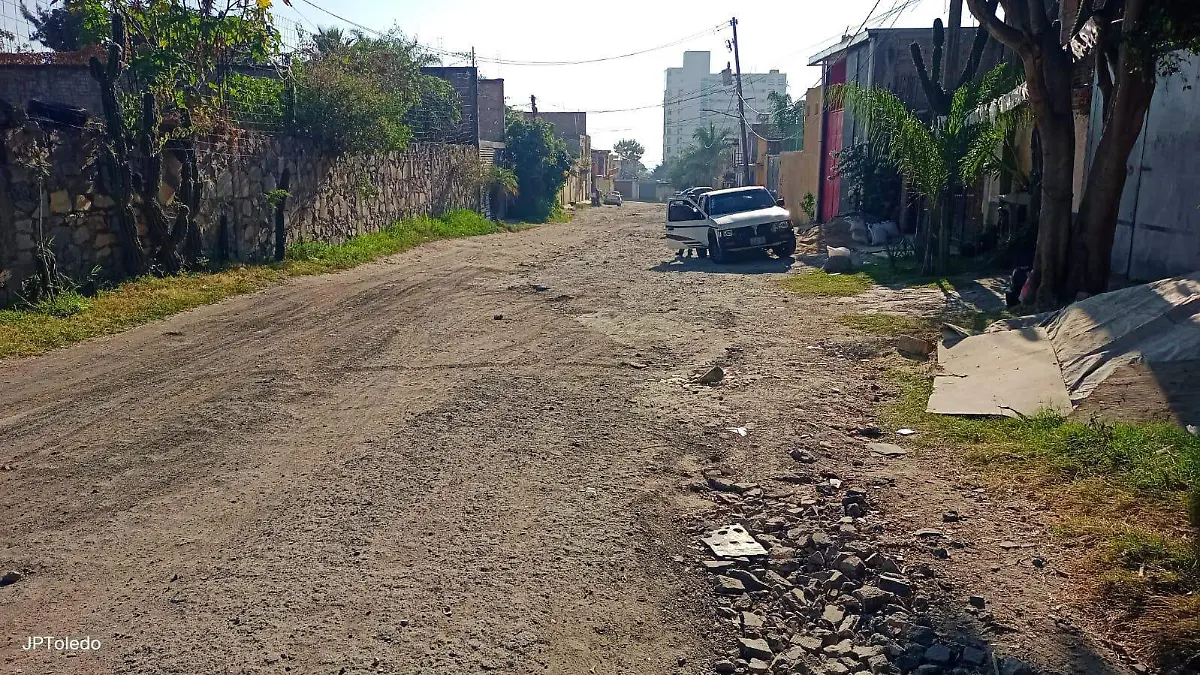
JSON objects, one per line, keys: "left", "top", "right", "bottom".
{"left": 766, "top": 91, "right": 804, "bottom": 152}
{"left": 292, "top": 28, "right": 452, "bottom": 153}
{"left": 966, "top": 0, "right": 1200, "bottom": 303}
{"left": 505, "top": 115, "right": 572, "bottom": 222}
{"left": 613, "top": 138, "right": 645, "bottom": 163}
{"left": 650, "top": 162, "right": 669, "bottom": 181}
{"left": 21, "top": 0, "right": 108, "bottom": 51}
{"left": 312, "top": 25, "right": 355, "bottom": 53}
{"left": 833, "top": 64, "right": 1025, "bottom": 273}
{"left": 833, "top": 142, "right": 901, "bottom": 219}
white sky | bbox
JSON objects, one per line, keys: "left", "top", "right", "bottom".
{"left": 273, "top": 0, "right": 973, "bottom": 167}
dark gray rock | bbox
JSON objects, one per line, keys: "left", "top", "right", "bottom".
{"left": 960, "top": 647, "right": 986, "bottom": 666}
{"left": 715, "top": 576, "right": 747, "bottom": 595}
{"left": 877, "top": 573, "right": 912, "bottom": 597}
{"left": 713, "top": 659, "right": 737, "bottom": 674}
{"left": 968, "top": 595, "right": 986, "bottom": 609}
{"left": 908, "top": 626, "right": 937, "bottom": 646}
{"left": 812, "top": 531, "right": 833, "bottom": 547}
{"left": 698, "top": 366, "right": 726, "bottom": 385}
{"left": 923, "top": 643, "right": 954, "bottom": 665}
{"left": 855, "top": 585, "right": 895, "bottom": 613}
{"left": 791, "top": 448, "right": 818, "bottom": 463}
{"left": 836, "top": 555, "right": 866, "bottom": 579}
{"left": 844, "top": 503, "right": 865, "bottom": 518}
{"left": 0, "top": 571, "right": 22, "bottom": 587}
{"left": 738, "top": 637, "right": 773, "bottom": 661}
{"left": 728, "top": 569, "right": 771, "bottom": 592}
{"left": 997, "top": 657, "right": 1035, "bottom": 675}
{"left": 702, "top": 560, "right": 736, "bottom": 573}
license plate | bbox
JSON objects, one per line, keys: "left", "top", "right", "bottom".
{"left": 750, "top": 236, "right": 766, "bottom": 245}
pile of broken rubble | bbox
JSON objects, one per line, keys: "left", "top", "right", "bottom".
{"left": 687, "top": 455, "right": 1036, "bottom": 675}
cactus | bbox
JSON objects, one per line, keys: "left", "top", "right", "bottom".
{"left": 89, "top": 12, "right": 148, "bottom": 276}
{"left": 910, "top": 1, "right": 997, "bottom": 115}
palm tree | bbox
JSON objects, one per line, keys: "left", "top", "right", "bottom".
{"left": 691, "top": 123, "right": 734, "bottom": 184}
{"left": 312, "top": 26, "right": 356, "bottom": 54}
{"left": 832, "top": 64, "right": 1023, "bottom": 273}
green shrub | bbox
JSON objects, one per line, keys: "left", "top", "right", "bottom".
{"left": 505, "top": 114, "right": 573, "bottom": 222}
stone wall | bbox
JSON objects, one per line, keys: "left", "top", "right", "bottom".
{"left": 0, "top": 122, "right": 481, "bottom": 304}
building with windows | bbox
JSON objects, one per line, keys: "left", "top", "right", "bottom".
{"left": 662, "top": 51, "right": 786, "bottom": 169}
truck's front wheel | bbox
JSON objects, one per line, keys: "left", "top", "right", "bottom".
{"left": 774, "top": 236, "right": 797, "bottom": 257}
{"left": 708, "top": 231, "right": 728, "bottom": 264}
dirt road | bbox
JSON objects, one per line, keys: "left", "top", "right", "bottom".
{"left": 1, "top": 204, "right": 1128, "bottom": 674}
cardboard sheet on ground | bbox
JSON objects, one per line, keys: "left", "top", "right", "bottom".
{"left": 927, "top": 327, "right": 1073, "bottom": 417}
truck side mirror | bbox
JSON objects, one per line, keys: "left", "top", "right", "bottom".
{"left": 776, "top": 198, "right": 786, "bottom": 207}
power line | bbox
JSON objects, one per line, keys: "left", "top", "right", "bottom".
{"left": 475, "top": 24, "right": 727, "bottom": 66}
{"left": 292, "top": 0, "right": 725, "bottom": 67}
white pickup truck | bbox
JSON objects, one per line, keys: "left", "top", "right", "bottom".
{"left": 665, "top": 186, "right": 796, "bottom": 262}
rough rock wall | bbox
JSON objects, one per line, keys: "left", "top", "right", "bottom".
{"left": 0, "top": 123, "right": 481, "bottom": 304}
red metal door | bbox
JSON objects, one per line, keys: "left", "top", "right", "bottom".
{"left": 821, "top": 108, "right": 844, "bottom": 222}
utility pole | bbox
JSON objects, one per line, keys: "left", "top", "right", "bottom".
{"left": 530, "top": 94, "right": 537, "bottom": 117}
{"left": 729, "top": 17, "right": 751, "bottom": 187}
{"left": 942, "top": 0, "right": 963, "bottom": 89}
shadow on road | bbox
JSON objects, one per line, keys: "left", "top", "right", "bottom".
{"left": 650, "top": 253, "right": 795, "bottom": 275}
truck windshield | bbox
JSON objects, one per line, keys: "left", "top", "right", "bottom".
{"left": 707, "top": 189, "right": 775, "bottom": 216}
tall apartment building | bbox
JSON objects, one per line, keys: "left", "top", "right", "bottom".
{"left": 662, "top": 51, "right": 786, "bottom": 165}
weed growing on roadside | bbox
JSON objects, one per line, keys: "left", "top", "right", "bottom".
{"left": 779, "top": 271, "right": 874, "bottom": 297}
{"left": 880, "top": 367, "right": 1200, "bottom": 663}
{"left": 0, "top": 210, "right": 525, "bottom": 359}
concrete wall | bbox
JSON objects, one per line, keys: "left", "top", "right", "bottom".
{"left": 1, "top": 123, "right": 481, "bottom": 303}
{"left": 0, "top": 63, "right": 103, "bottom": 117}
{"left": 478, "top": 78, "right": 505, "bottom": 143}
{"left": 419, "top": 66, "right": 479, "bottom": 145}
{"left": 1096, "top": 51, "right": 1200, "bottom": 281}
{"left": 777, "top": 87, "right": 824, "bottom": 225}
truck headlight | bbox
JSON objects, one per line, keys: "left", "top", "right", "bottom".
{"left": 774, "top": 221, "right": 792, "bottom": 231}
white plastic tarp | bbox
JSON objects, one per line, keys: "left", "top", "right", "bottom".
{"left": 928, "top": 271, "right": 1200, "bottom": 418}
{"left": 1046, "top": 272, "right": 1200, "bottom": 402}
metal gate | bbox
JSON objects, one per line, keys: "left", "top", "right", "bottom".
{"left": 1098, "top": 52, "right": 1200, "bottom": 281}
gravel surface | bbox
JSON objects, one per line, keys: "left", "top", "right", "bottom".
{"left": 0, "top": 203, "right": 1133, "bottom": 674}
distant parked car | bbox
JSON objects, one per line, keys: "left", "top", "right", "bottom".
{"left": 603, "top": 191, "right": 623, "bottom": 206}
{"left": 681, "top": 186, "right": 713, "bottom": 203}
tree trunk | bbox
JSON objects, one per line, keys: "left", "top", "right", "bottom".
{"left": 1068, "top": 57, "right": 1156, "bottom": 296}
{"left": 938, "top": 184, "right": 954, "bottom": 274}
{"left": 922, "top": 200, "right": 937, "bottom": 275}
{"left": 1021, "top": 34, "right": 1077, "bottom": 307}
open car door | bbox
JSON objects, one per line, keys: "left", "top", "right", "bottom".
{"left": 665, "top": 198, "right": 709, "bottom": 252}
